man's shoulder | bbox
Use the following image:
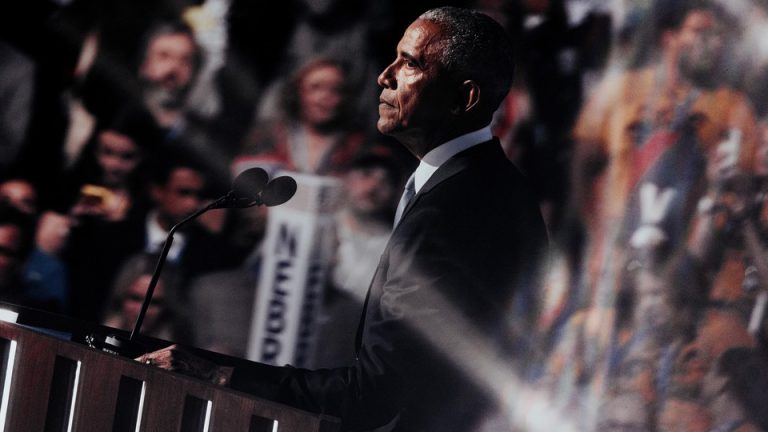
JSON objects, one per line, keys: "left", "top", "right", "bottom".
{"left": 453, "top": 141, "right": 531, "bottom": 190}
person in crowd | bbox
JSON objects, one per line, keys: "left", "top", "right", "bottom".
{"left": 311, "top": 146, "right": 403, "bottom": 368}
{"left": 254, "top": 0, "right": 388, "bottom": 130}
{"left": 63, "top": 18, "right": 203, "bottom": 139}
{"left": 135, "top": 21, "right": 202, "bottom": 132}
{"left": 0, "top": 42, "right": 35, "bottom": 173}
{"left": 187, "top": 192, "right": 269, "bottom": 358}
{"left": 1, "top": 1, "right": 93, "bottom": 201}
{"left": 0, "top": 206, "right": 36, "bottom": 306}
{"left": 20, "top": 107, "right": 158, "bottom": 316}
{"left": 54, "top": 106, "right": 158, "bottom": 224}
{"left": 185, "top": 161, "right": 271, "bottom": 358}
{"left": 331, "top": 145, "right": 401, "bottom": 301}
{"left": 0, "top": 178, "right": 71, "bottom": 313}
{"left": 0, "top": 203, "right": 64, "bottom": 313}
{"left": 74, "top": 18, "right": 234, "bottom": 192}
{"left": 102, "top": 252, "right": 189, "bottom": 343}
{"left": 43, "top": 153, "right": 232, "bottom": 322}
{"left": 538, "top": 0, "right": 763, "bottom": 430}
{"left": 139, "top": 8, "right": 548, "bottom": 431}
{"left": 239, "top": 57, "right": 365, "bottom": 177}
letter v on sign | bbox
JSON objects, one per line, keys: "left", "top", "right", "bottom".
{"left": 639, "top": 183, "right": 676, "bottom": 225}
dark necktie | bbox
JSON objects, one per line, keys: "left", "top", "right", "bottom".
{"left": 393, "top": 173, "right": 416, "bottom": 226}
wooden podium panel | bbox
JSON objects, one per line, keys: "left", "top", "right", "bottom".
{"left": 0, "top": 320, "right": 340, "bottom": 432}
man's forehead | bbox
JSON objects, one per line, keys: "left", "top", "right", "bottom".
{"left": 399, "top": 19, "right": 445, "bottom": 56}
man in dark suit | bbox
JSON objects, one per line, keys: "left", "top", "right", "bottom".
{"left": 141, "top": 7, "right": 547, "bottom": 431}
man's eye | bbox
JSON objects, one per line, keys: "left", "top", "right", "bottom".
{"left": 405, "top": 59, "right": 417, "bottom": 68}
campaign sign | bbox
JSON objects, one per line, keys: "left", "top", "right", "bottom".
{"left": 246, "top": 172, "right": 342, "bottom": 367}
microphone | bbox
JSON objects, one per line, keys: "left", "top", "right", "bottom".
{"left": 209, "top": 167, "right": 269, "bottom": 209}
{"left": 262, "top": 176, "right": 298, "bottom": 207}
{"left": 92, "top": 168, "right": 297, "bottom": 356}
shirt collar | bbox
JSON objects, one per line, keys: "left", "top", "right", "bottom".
{"left": 146, "top": 211, "right": 186, "bottom": 261}
{"left": 413, "top": 125, "right": 492, "bottom": 192}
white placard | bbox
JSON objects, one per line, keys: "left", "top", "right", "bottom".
{"left": 246, "top": 172, "right": 342, "bottom": 366}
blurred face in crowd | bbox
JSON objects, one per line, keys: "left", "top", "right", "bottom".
{"left": 96, "top": 130, "right": 143, "bottom": 188}
{"left": 0, "top": 224, "right": 23, "bottom": 288}
{"left": 673, "top": 10, "right": 725, "bottom": 85}
{"left": 377, "top": 19, "right": 456, "bottom": 154}
{"left": 139, "top": 32, "right": 198, "bottom": 106}
{"left": 122, "top": 274, "right": 166, "bottom": 330}
{"left": 0, "top": 180, "right": 37, "bottom": 215}
{"left": 228, "top": 204, "right": 269, "bottom": 250}
{"left": 153, "top": 167, "right": 206, "bottom": 229}
{"left": 299, "top": 63, "right": 345, "bottom": 127}
{"left": 345, "top": 165, "right": 396, "bottom": 217}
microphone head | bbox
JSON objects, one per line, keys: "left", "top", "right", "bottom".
{"left": 232, "top": 167, "right": 269, "bottom": 200}
{"left": 261, "top": 176, "right": 298, "bottom": 207}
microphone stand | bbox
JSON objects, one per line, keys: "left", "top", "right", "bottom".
{"left": 94, "top": 193, "right": 256, "bottom": 357}
{"left": 88, "top": 168, "right": 291, "bottom": 357}
{"left": 130, "top": 195, "right": 230, "bottom": 341}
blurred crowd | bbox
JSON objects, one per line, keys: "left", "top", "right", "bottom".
{"left": 2, "top": 0, "right": 768, "bottom": 430}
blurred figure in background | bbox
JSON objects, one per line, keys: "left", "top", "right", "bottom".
{"left": 0, "top": 42, "right": 35, "bottom": 173}
{"left": 254, "top": 0, "right": 388, "bottom": 130}
{"left": 77, "top": 18, "right": 233, "bottom": 192}
{"left": 0, "top": 178, "right": 71, "bottom": 313}
{"left": 330, "top": 146, "right": 401, "bottom": 301}
{"left": 539, "top": 0, "right": 762, "bottom": 430}
{"left": 239, "top": 57, "right": 364, "bottom": 177}
{"left": 0, "top": 206, "right": 36, "bottom": 306}
{"left": 136, "top": 21, "right": 202, "bottom": 132}
{"left": 61, "top": 153, "right": 233, "bottom": 323}
{"left": 102, "top": 252, "right": 189, "bottom": 343}
{"left": 54, "top": 106, "right": 158, "bottom": 224}
{"left": 187, "top": 205, "right": 268, "bottom": 357}
{"left": 187, "top": 163, "right": 270, "bottom": 357}
{"left": 22, "top": 106, "right": 158, "bottom": 316}
{"left": 311, "top": 145, "right": 402, "bottom": 368}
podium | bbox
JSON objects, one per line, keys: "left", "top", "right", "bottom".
{"left": 0, "top": 304, "right": 340, "bottom": 432}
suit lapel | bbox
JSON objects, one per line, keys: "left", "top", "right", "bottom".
{"left": 397, "top": 139, "right": 498, "bottom": 224}
{"left": 355, "top": 139, "right": 500, "bottom": 354}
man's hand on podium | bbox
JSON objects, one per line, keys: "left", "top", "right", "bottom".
{"left": 135, "top": 344, "right": 233, "bottom": 386}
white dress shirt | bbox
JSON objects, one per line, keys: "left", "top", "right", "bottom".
{"left": 411, "top": 125, "right": 492, "bottom": 194}
{"left": 146, "top": 211, "right": 186, "bottom": 262}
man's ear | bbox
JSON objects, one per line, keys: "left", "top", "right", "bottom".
{"left": 452, "top": 80, "right": 480, "bottom": 114}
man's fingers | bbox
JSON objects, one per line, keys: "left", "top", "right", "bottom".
{"left": 133, "top": 346, "right": 229, "bottom": 385}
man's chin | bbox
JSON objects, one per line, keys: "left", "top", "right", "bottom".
{"left": 376, "top": 119, "right": 401, "bottom": 137}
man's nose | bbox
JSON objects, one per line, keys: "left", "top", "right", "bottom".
{"left": 377, "top": 63, "right": 396, "bottom": 89}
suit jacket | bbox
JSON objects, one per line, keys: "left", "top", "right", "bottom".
{"left": 232, "top": 139, "right": 548, "bottom": 431}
